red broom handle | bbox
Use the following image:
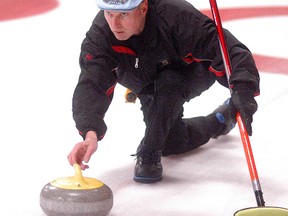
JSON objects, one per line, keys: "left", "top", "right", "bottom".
{"left": 209, "top": 0, "right": 265, "bottom": 207}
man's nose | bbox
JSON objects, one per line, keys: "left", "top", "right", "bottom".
{"left": 110, "top": 17, "right": 121, "bottom": 29}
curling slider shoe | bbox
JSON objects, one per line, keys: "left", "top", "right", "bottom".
{"left": 212, "top": 98, "right": 236, "bottom": 138}
{"left": 133, "top": 149, "right": 163, "bottom": 184}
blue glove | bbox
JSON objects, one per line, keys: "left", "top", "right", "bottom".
{"left": 229, "top": 82, "right": 258, "bottom": 136}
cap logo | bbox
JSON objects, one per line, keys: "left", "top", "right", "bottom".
{"left": 103, "top": 0, "right": 129, "bottom": 5}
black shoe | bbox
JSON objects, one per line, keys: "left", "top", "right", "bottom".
{"left": 132, "top": 148, "right": 163, "bottom": 183}
{"left": 212, "top": 98, "right": 236, "bottom": 138}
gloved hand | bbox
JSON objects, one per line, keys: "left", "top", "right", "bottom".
{"left": 229, "top": 82, "right": 258, "bottom": 136}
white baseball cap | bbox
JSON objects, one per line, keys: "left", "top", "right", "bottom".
{"left": 95, "top": 0, "right": 144, "bottom": 11}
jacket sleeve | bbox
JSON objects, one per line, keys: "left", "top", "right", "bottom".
{"left": 72, "top": 34, "right": 118, "bottom": 140}
{"left": 174, "top": 6, "right": 260, "bottom": 95}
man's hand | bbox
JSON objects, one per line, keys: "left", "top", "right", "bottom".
{"left": 230, "top": 83, "right": 258, "bottom": 136}
{"left": 67, "top": 131, "right": 98, "bottom": 170}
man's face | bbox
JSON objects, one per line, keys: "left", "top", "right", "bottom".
{"left": 104, "top": 1, "right": 148, "bottom": 41}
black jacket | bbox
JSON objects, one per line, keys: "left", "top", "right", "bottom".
{"left": 72, "top": 0, "right": 260, "bottom": 140}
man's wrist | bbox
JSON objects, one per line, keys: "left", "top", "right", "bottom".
{"left": 85, "top": 131, "right": 98, "bottom": 142}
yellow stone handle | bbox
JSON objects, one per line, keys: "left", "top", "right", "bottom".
{"left": 50, "top": 164, "right": 104, "bottom": 190}
{"left": 73, "top": 163, "right": 85, "bottom": 185}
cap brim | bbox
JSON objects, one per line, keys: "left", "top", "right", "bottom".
{"left": 95, "top": 0, "right": 143, "bottom": 11}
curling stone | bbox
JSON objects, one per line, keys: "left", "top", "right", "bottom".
{"left": 40, "top": 164, "right": 113, "bottom": 216}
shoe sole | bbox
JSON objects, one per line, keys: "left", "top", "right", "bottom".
{"left": 133, "top": 175, "right": 163, "bottom": 184}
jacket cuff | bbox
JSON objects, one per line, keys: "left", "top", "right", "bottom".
{"left": 78, "top": 128, "right": 105, "bottom": 141}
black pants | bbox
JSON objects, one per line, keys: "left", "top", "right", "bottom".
{"left": 137, "top": 62, "right": 223, "bottom": 156}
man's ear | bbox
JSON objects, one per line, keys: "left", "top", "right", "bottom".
{"left": 141, "top": 0, "right": 148, "bottom": 15}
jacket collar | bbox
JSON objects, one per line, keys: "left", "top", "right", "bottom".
{"left": 142, "top": 3, "right": 157, "bottom": 49}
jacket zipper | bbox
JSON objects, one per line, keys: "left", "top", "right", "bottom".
{"left": 135, "top": 57, "right": 139, "bottom": 68}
